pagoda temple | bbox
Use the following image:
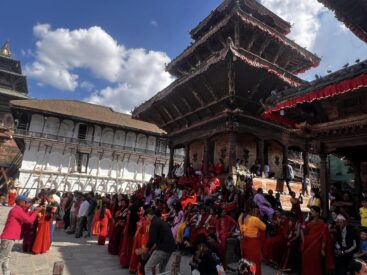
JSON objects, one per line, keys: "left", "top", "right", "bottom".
{"left": 133, "top": 0, "right": 320, "bottom": 186}
{"left": 0, "top": 41, "right": 28, "bottom": 172}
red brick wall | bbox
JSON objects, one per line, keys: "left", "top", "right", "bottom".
{"left": 189, "top": 141, "right": 204, "bottom": 170}
{"left": 267, "top": 141, "right": 283, "bottom": 178}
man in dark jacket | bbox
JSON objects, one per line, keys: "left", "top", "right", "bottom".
{"left": 143, "top": 208, "right": 176, "bottom": 275}
{"left": 335, "top": 214, "right": 358, "bottom": 275}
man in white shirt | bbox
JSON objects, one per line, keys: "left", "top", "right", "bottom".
{"left": 75, "top": 194, "right": 90, "bottom": 238}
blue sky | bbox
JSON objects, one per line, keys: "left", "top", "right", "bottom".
{"left": 1, "top": 0, "right": 367, "bottom": 113}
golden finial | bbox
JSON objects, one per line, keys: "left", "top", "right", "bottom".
{"left": 0, "top": 40, "right": 12, "bottom": 58}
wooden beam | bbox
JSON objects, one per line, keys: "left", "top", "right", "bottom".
{"left": 206, "top": 41, "right": 215, "bottom": 55}
{"left": 218, "top": 33, "right": 227, "bottom": 48}
{"left": 312, "top": 114, "right": 367, "bottom": 133}
{"left": 180, "top": 96, "right": 193, "bottom": 113}
{"left": 228, "top": 55, "right": 236, "bottom": 96}
{"left": 246, "top": 32, "right": 257, "bottom": 51}
{"left": 272, "top": 45, "right": 285, "bottom": 64}
{"left": 202, "top": 77, "right": 219, "bottom": 101}
{"left": 258, "top": 37, "right": 271, "bottom": 57}
{"left": 171, "top": 102, "right": 191, "bottom": 125}
{"left": 313, "top": 101, "right": 328, "bottom": 123}
{"left": 190, "top": 86, "right": 206, "bottom": 107}
{"left": 161, "top": 106, "right": 174, "bottom": 121}
{"left": 234, "top": 20, "right": 240, "bottom": 47}
{"left": 171, "top": 102, "right": 184, "bottom": 117}
{"left": 283, "top": 55, "right": 292, "bottom": 69}
{"left": 235, "top": 95, "right": 261, "bottom": 107}
{"left": 162, "top": 96, "right": 231, "bottom": 128}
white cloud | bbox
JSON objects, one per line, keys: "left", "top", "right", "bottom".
{"left": 25, "top": 24, "right": 174, "bottom": 112}
{"left": 260, "top": 0, "right": 367, "bottom": 79}
{"left": 80, "top": 81, "right": 95, "bottom": 92}
{"left": 260, "top": 0, "right": 324, "bottom": 49}
{"left": 87, "top": 48, "right": 173, "bottom": 113}
{"left": 150, "top": 20, "right": 158, "bottom": 27}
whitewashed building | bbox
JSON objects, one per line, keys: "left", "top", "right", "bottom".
{"left": 10, "top": 99, "right": 184, "bottom": 196}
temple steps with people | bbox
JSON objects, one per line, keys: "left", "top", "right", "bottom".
{"left": 252, "top": 177, "right": 310, "bottom": 212}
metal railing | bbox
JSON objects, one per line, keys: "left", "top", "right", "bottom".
{"left": 14, "top": 128, "right": 185, "bottom": 160}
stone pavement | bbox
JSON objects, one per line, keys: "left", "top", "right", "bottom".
{"left": 0, "top": 206, "right": 284, "bottom": 275}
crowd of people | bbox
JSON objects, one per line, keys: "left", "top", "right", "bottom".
{"left": 1, "top": 164, "right": 367, "bottom": 275}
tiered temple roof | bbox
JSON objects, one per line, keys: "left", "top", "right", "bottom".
{"left": 0, "top": 42, "right": 28, "bottom": 96}
{"left": 190, "top": 0, "right": 291, "bottom": 39}
{"left": 167, "top": 0, "right": 320, "bottom": 77}
{"left": 317, "top": 0, "right": 367, "bottom": 43}
{"left": 133, "top": 0, "right": 318, "bottom": 141}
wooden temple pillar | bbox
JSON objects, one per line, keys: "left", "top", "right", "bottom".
{"left": 168, "top": 146, "right": 174, "bottom": 176}
{"left": 184, "top": 143, "right": 190, "bottom": 173}
{"left": 320, "top": 153, "right": 329, "bottom": 217}
{"left": 203, "top": 139, "right": 210, "bottom": 175}
{"left": 303, "top": 143, "right": 310, "bottom": 193}
{"left": 257, "top": 138, "right": 265, "bottom": 177}
{"left": 228, "top": 131, "right": 237, "bottom": 178}
{"left": 303, "top": 148, "right": 310, "bottom": 179}
{"left": 354, "top": 161, "right": 362, "bottom": 199}
{"left": 282, "top": 145, "right": 289, "bottom": 180}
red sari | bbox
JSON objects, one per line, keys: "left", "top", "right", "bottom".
{"left": 7, "top": 190, "right": 17, "bottom": 206}
{"left": 190, "top": 213, "right": 209, "bottom": 243}
{"left": 129, "top": 217, "right": 148, "bottom": 273}
{"left": 120, "top": 211, "right": 133, "bottom": 267}
{"left": 181, "top": 192, "right": 197, "bottom": 210}
{"left": 32, "top": 214, "right": 51, "bottom": 254}
{"left": 302, "top": 220, "right": 334, "bottom": 275}
{"left": 93, "top": 209, "right": 112, "bottom": 245}
{"left": 108, "top": 207, "right": 127, "bottom": 255}
{"left": 216, "top": 215, "right": 237, "bottom": 265}
{"left": 263, "top": 218, "right": 289, "bottom": 264}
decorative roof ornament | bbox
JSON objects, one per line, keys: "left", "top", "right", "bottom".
{"left": 0, "top": 40, "right": 12, "bottom": 58}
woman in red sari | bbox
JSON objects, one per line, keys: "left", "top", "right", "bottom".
{"left": 32, "top": 209, "right": 52, "bottom": 254}
{"left": 281, "top": 212, "right": 301, "bottom": 272}
{"left": 108, "top": 198, "right": 128, "bottom": 255}
{"left": 301, "top": 206, "right": 334, "bottom": 275}
{"left": 129, "top": 206, "right": 148, "bottom": 273}
{"left": 93, "top": 202, "right": 112, "bottom": 245}
{"left": 263, "top": 211, "right": 289, "bottom": 266}
{"left": 7, "top": 184, "right": 17, "bottom": 207}
{"left": 120, "top": 202, "right": 139, "bottom": 268}
{"left": 239, "top": 206, "right": 266, "bottom": 275}
{"left": 215, "top": 208, "right": 238, "bottom": 267}
{"left": 290, "top": 191, "right": 304, "bottom": 222}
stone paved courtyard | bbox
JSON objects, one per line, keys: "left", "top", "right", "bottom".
{"left": 0, "top": 206, "right": 283, "bottom": 275}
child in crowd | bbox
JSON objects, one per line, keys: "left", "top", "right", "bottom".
{"left": 354, "top": 229, "right": 367, "bottom": 261}
{"left": 360, "top": 198, "right": 367, "bottom": 228}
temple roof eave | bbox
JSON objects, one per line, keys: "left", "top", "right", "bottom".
{"left": 266, "top": 60, "right": 367, "bottom": 106}
{"left": 133, "top": 41, "right": 304, "bottom": 127}
{"left": 262, "top": 60, "right": 367, "bottom": 128}
{"left": 167, "top": 9, "right": 320, "bottom": 76}
{"left": 190, "top": 0, "right": 291, "bottom": 39}
{"left": 317, "top": 0, "right": 367, "bottom": 44}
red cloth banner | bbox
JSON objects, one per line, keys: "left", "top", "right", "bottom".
{"left": 262, "top": 73, "right": 367, "bottom": 127}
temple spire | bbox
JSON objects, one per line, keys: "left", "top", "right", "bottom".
{"left": 0, "top": 40, "right": 12, "bottom": 58}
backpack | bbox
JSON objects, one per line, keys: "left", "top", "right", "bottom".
{"left": 55, "top": 206, "right": 65, "bottom": 221}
